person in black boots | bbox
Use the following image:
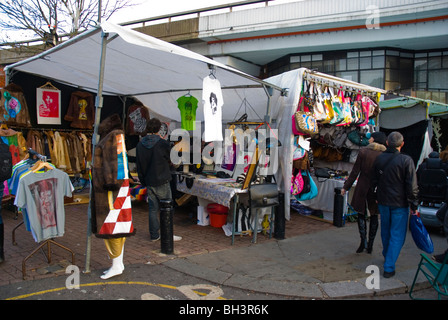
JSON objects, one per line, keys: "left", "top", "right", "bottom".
{"left": 341, "top": 131, "right": 387, "bottom": 253}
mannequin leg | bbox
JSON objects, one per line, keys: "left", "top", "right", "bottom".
{"left": 101, "top": 237, "right": 126, "bottom": 279}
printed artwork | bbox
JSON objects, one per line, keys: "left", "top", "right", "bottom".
{"left": 28, "top": 178, "right": 58, "bottom": 229}
{"left": 2, "top": 91, "right": 21, "bottom": 121}
{"left": 37, "top": 87, "right": 61, "bottom": 125}
{"left": 128, "top": 107, "right": 147, "bottom": 134}
{"left": 77, "top": 98, "right": 88, "bottom": 120}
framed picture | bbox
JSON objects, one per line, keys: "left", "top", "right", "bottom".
{"left": 36, "top": 85, "right": 61, "bottom": 125}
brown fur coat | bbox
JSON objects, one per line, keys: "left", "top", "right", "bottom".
{"left": 91, "top": 114, "right": 131, "bottom": 236}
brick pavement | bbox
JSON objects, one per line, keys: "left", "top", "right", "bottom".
{"left": 0, "top": 194, "right": 333, "bottom": 286}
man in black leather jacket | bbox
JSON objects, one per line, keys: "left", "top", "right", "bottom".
{"left": 372, "top": 131, "right": 419, "bottom": 278}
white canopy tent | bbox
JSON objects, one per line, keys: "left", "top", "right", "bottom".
{"left": 5, "top": 21, "right": 285, "bottom": 123}
{"left": 4, "top": 21, "right": 286, "bottom": 272}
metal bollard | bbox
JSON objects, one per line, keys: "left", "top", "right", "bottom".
{"left": 333, "top": 187, "right": 344, "bottom": 227}
{"left": 274, "top": 192, "right": 285, "bottom": 240}
{"left": 160, "top": 199, "right": 174, "bottom": 254}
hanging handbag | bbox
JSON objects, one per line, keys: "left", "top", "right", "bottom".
{"left": 291, "top": 169, "right": 304, "bottom": 195}
{"left": 293, "top": 94, "right": 319, "bottom": 136}
{"left": 336, "top": 90, "right": 353, "bottom": 127}
{"left": 295, "top": 170, "right": 318, "bottom": 201}
{"left": 322, "top": 86, "right": 335, "bottom": 122}
{"left": 347, "top": 129, "right": 369, "bottom": 147}
{"left": 328, "top": 87, "right": 344, "bottom": 125}
{"left": 313, "top": 84, "right": 329, "bottom": 123}
{"left": 410, "top": 213, "right": 434, "bottom": 254}
{"left": 302, "top": 80, "right": 315, "bottom": 112}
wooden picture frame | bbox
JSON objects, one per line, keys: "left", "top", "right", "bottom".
{"left": 36, "top": 85, "right": 61, "bottom": 125}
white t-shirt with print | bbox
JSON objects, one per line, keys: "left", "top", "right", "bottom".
{"left": 202, "top": 76, "right": 223, "bottom": 142}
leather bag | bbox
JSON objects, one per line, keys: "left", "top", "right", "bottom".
{"left": 250, "top": 183, "right": 279, "bottom": 208}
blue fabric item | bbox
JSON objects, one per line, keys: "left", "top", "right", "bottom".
{"left": 379, "top": 205, "right": 410, "bottom": 273}
{"left": 409, "top": 213, "right": 434, "bottom": 254}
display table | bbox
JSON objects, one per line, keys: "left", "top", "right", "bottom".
{"left": 176, "top": 175, "right": 246, "bottom": 208}
{"left": 299, "top": 175, "right": 353, "bottom": 221}
{"left": 176, "top": 174, "right": 248, "bottom": 244}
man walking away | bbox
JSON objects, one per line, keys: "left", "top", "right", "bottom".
{"left": 372, "top": 131, "right": 419, "bottom": 278}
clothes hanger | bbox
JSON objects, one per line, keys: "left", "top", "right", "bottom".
{"left": 31, "top": 160, "right": 54, "bottom": 172}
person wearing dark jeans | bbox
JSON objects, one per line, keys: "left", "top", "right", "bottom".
{"left": 372, "top": 132, "right": 419, "bottom": 278}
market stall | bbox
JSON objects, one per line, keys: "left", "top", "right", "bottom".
{"left": 4, "top": 21, "right": 286, "bottom": 271}
{"left": 264, "top": 68, "right": 387, "bottom": 221}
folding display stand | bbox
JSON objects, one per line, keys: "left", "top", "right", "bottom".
{"left": 22, "top": 238, "right": 75, "bottom": 279}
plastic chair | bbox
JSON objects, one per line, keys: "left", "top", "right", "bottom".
{"left": 409, "top": 252, "right": 448, "bottom": 300}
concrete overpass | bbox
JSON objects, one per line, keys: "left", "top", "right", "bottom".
{"left": 129, "top": 0, "right": 448, "bottom": 80}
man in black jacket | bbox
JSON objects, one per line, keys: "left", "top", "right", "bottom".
{"left": 136, "top": 118, "right": 181, "bottom": 242}
{"left": 372, "top": 131, "right": 419, "bottom": 278}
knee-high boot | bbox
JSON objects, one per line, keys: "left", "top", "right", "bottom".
{"left": 356, "top": 214, "right": 367, "bottom": 253}
{"left": 367, "top": 214, "right": 379, "bottom": 254}
{"left": 0, "top": 223, "right": 4, "bottom": 263}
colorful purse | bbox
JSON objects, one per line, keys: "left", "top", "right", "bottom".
{"left": 293, "top": 92, "right": 319, "bottom": 136}
{"left": 329, "top": 87, "right": 344, "bottom": 125}
{"left": 336, "top": 90, "right": 353, "bottom": 127}
{"left": 313, "top": 83, "right": 329, "bottom": 123}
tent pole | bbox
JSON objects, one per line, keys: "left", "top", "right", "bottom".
{"left": 85, "top": 30, "right": 108, "bottom": 273}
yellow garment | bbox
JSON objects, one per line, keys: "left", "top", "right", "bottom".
{"left": 104, "top": 237, "right": 126, "bottom": 259}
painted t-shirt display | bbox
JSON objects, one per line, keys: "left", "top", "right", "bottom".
{"left": 15, "top": 168, "right": 73, "bottom": 242}
{"left": 177, "top": 95, "right": 198, "bottom": 131}
{"left": 202, "top": 77, "right": 223, "bottom": 142}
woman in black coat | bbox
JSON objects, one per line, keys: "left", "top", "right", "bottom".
{"left": 342, "top": 132, "right": 387, "bottom": 253}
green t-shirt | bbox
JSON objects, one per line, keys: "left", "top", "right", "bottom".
{"left": 177, "top": 95, "right": 198, "bottom": 131}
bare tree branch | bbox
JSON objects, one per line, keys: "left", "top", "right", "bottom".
{"left": 0, "top": 0, "right": 134, "bottom": 43}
